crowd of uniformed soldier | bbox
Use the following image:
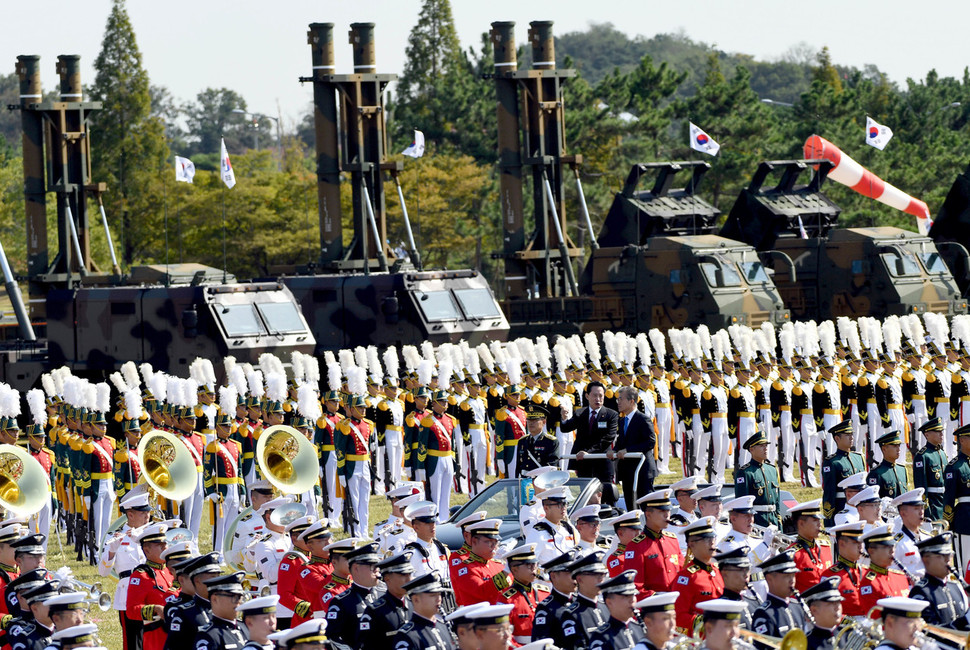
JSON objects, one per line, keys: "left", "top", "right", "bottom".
{"left": 2, "top": 313, "right": 970, "bottom": 648}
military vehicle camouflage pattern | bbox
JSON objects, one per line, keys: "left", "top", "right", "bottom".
{"left": 928, "top": 161, "right": 970, "bottom": 296}
{"left": 721, "top": 159, "right": 966, "bottom": 321}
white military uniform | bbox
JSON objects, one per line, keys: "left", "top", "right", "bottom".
{"left": 97, "top": 523, "right": 146, "bottom": 613}
{"left": 404, "top": 537, "right": 450, "bottom": 577}
{"left": 554, "top": 391, "right": 575, "bottom": 472}
{"left": 246, "top": 530, "right": 292, "bottom": 594}
{"left": 524, "top": 518, "right": 578, "bottom": 566}
{"left": 461, "top": 394, "right": 489, "bottom": 496}
{"left": 834, "top": 505, "right": 860, "bottom": 526}
{"left": 229, "top": 510, "right": 265, "bottom": 568}
{"left": 381, "top": 396, "right": 406, "bottom": 489}
{"left": 653, "top": 375, "right": 673, "bottom": 475}
{"left": 893, "top": 524, "right": 928, "bottom": 581}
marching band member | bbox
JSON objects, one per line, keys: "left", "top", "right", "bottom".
{"left": 589, "top": 570, "right": 645, "bottom": 649}
{"left": 336, "top": 372, "right": 373, "bottom": 538}
{"left": 325, "top": 541, "right": 382, "bottom": 648}
{"left": 713, "top": 547, "right": 759, "bottom": 629}
{"left": 694, "top": 599, "right": 748, "bottom": 650}
{"left": 99, "top": 490, "right": 149, "bottom": 650}
{"left": 801, "top": 577, "right": 845, "bottom": 650}
{"left": 559, "top": 550, "right": 611, "bottom": 650}
{"left": 532, "top": 548, "right": 579, "bottom": 645}
{"left": 24, "top": 389, "right": 55, "bottom": 545}
{"left": 287, "top": 519, "right": 336, "bottom": 627}
{"left": 274, "top": 515, "right": 315, "bottom": 629}
{"left": 873, "top": 597, "right": 930, "bottom": 650}
{"left": 164, "top": 552, "right": 222, "bottom": 650}
{"left": 719, "top": 496, "right": 772, "bottom": 569}
{"left": 402, "top": 502, "right": 449, "bottom": 579}
{"left": 392, "top": 571, "right": 456, "bottom": 649}
{"left": 48, "top": 622, "right": 101, "bottom": 649}
{"left": 524, "top": 486, "right": 577, "bottom": 567}
{"left": 821, "top": 521, "right": 867, "bottom": 617}
{"left": 203, "top": 385, "right": 242, "bottom": 553}
{"left": 452, "top": 518, "right": 506, "bottom": 607}
{"left": 624, "top": 490, "right": 684, "bottom": 597}
{"left": 833, "top": 472, "right": 868, "bottom": 526}
{"left": 692, "top": 484, "right": 729, "bottom": 541}
{"left": 12, "top": 578, "right": 59, "bottom": 650}
{"left": 573, "top": 505, "right": 606, "bottom": 551}
{"left": 373, "top": 483, "right": 422, "bottom": 553}
{"left": 192, "top": 572, "right": 248, "bottom": 650}
{"left": 447, "top": 603, "right": 490, "bottom": 650}
{"left": 228, "top": 479, "right": 276, "bottom": 569}
{"left": 632, "top": 592, "right": 679, "bottom": 650}
{"left": 751, "top": 550, "right": 808, "bottom": 637}
{"left": 851, "top": 486, "right": 886, "bottom": 531}
{"left": 43, "top": 593, "right": 91, "bottom": 636}
{"left": 787, "top": 499, "right": 832, "bottom": 593}
{"left": 243, "top": 497, "right": 292, "bottom": 592}
{"left": 859, "top": 525, "right": 911, "bottom": 614}
{"left": 907, "top": 532, "right": 970, "bottom": 629}
{"left": 126, "top": 523, "right": 176, "bottom": 650}
{"left": 673, "top": 517, "right": 723, "bottom": 633}
{"left": 494, "top": 543, "right": 549, "bottom": 645}
{"left": 237, "top": 594, "right": 279, "bottom": 650}
{"left": 360, "top": 550, "right": 415, "bottom": 646}
{"left": 668, "top": 475, "right": 700, "bottom": 527}
{"left": 892, "top": 488, "right": 930, "bottom": 581}
{"left": 313, "top": 538, "right": 358, "bottom": 615}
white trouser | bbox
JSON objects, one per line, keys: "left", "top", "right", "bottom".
{"left": 374, "top": 441, "right": 386, "bottom": 495}
{"left": 429, "top": 457, "right": 455, "bottom": 524}
{"left": 324, "top": 453, "right": 342, "bottom": 520}
{"left": 821, "top": 414, "right": 841, "bottom": 456}
{"left": 299, "top": 487, "right": 319, "bottom": 519}
{"left": 710, "top": 418, "right": 729, "bottom": 484}
{"left": 386, "top": 428, "right": 404, "bottom": 490}
{"left": 911, "top": 399, "right": 928, "bottom": 446}
{"left": 557, "top": 428, "right": 575, "bottom": 472}
{"left": 956, "top": 534, "right": 970, "bottom": 586}
{"left": 941, "top": 403, "right": 957, "bottom": 458}
{"left": 181, "top": 471, "right": 204, "bottom": 535}
{"left": 737, "top": 417, "right": 757, "bottom": 466}
{"left": 656, "top": 408, "right": 672, "bottom": 474}
{"left": 92, "top": 479, "right": 115, "bottom": 544}
{"left": 762, "top": 409, "right": 777, "bottom": 464}
{"left": 468, "top": 427, "right": 488, "bottom": 496}
{"left": 868, "top": 403, "right": 884, "bottom": 463}
{"left": 30, "top": 496, "right": 52, "bottom": 550}
{"left": 690, "top": 418, "right": 704, "bottom": 476}
{"left": 780, "top": 412, "right": 795, "bottom": 472}
{"left": 800, "top": 416, "right": 819, "bottom": 469}
{"left": 851, "top": 407, "right": 865, "bottom": 456}
{"left": 213, "top": 484, "right": 240, "bottom": 553}
{"left": 346, "top": 462, "right": 371, "bottom": 538}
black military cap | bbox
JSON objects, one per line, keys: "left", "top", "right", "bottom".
{"left": 204, "top": 571, "right": 246, "bottom": 595}
{"left": 802, "top": 576, "right": 844, "bottom": 603}
{"left": 920, "top": 417, "right": 944, "bottom": 433}
{"left": 916, "top": 532, "right": 955, "bottom": 556}
{"left": 875, "top": 430, "right": 903, "bottom": 446}
{"left": 7, "top": 568, "right": 48, "bottom": 594}
{"left": 345, "top": 542, "right": 381, "bottom": 566}
{"left": 403, "top": 570, "right": 446, "bottom": 594}
{"left": 598, "top": 570, "right": 638, "bottom": 596}
{"left": 828, "top": 420, "right": 853, "bottom": 437}
{"left": 955, "top": 423, "right": 970, "bottom": 438}
{"left": 377, "top": 550, "right": 415, "bottom": 575}
{"left": 11, "top": 534, "right": 45, "bottom": 556}
{"left": 542, "top": 547, "right": 580, "bottom": 573}
{"left": 568, "top": 550, "right": 608, "bottom": 576}
{"left": 714, "top": 546, "right": 751, "bottom": 569}
{"left": 187, "top": 551, "right": 225, "bottom": 578}
{"left": 758, "top": 550, "right": 798, "bottom": 574}
{"left": 21, "top": 579, "right": 58, "bottom": 605}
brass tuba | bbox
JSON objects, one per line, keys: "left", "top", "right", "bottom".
{"left": 256, "top": 425, "right": 319, "bottom": 495}
{"left": 738, "top": 628, "right": 809, "bottom": 650}
{"left": 137, "top": 431, "right": 197, "bottom": 502}
{"left": 0, "top": 444, "right": 50, "bottom": 516}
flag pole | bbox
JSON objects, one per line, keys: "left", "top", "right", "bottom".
{"left": 163, "top": 172, "right": 170, "bottom": 286}
{"left": 222, "top": 185, "right": 228, "bottom": 284}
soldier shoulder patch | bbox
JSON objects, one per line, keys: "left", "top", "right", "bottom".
{"left": 818, "top": 538, "right": 831, "bottom": 547}
{"left": 730, "top": 388, "right": 741, "bottom": 399}
{"left": 492, "top": 572, "right": 511, "bottom": 591}
{"left": 687, "top": 565, "right": 699, "bottom": 574}
{"left": 662, "top": 530, "right": 677, "bottom": 538}
{"left": 535, "top": 583, "right": 551, "bottom": 592}
{"left": 814, "top": 384, "right": 825, "bottom": 394}
{"left": 632, "top": 533, "right": 647, "bottom": 543}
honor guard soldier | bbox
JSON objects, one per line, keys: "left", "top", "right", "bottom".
{"left": 392, "top": 571, "right": 457, "bottom": 650}
{"left": 833, "top": 473, "right": 868, "bottom": 526}
{"left": 419, "top": 390, "right": 461, "bottom": 524}
{"left": 164, "top": 552, "right": 222, "bottom": 650}
{"left": 360, "top": 551, "right": 415, "bottom": 647}
{"left": 560, "top": 550, "right": 611, "bottom": 650}
{"left": 893, "top": 489, "right": 930, "bottom": 581}
{"left": 237, "top": 594, "right": 279, "bottom": 650}
{"left": 751, "top": 551, "right": 809, "bottom": 637}
{"left": 517, "top": 404, "right": 560, "bottom": 477}
{"left": 448, "top": 511, "right": 487, "bottom": 571}
{"left": 403, "top": 385, "right": 430, "bottom": 482}
{"left": 867, "top": 430, "right": 908, "bottom": 499}
{"left": 734, "top": 431, "right": 781, "bottom": 528}
{"left": 336, "top": 388, "right": 375, "bottom": 538}
{"left": 694, "top": 599, "right": 750, "bottom": 650}
{"left": 113, "top": 405, "right": 143, "bottom": 504}
{"left": 787, "top": 499, "right": 832, "bottom": 594}
{"left": 228, "top": 480, "right": 276, "bottom": 568}
{"left": 822, "top": 421, "right": 866, "bottom": 526}
{"left": 713, "top": 547, "right": 759, "bottom": 629}
{"left": 668, "top": 476, "right": 700, "bottom": 527}
{"left": 873, "top": 597, "right": 931, "bottom": 650}
{"left": 24, "top": 390, "right": 55, "bottom": 545}
{"left": 246, "top": 498, "right": 296, "bottom": 603}
{"left": 907, "top": 532, "right": 970, "bottom": 629}
{"left": 270, "top": 512, "right": 313, "bottom": 628}
{"left": 310, "top": 537, "right": 357, "bottom": 617}
{"left": 802, "top": 577, "right": 845, "bottom": 650}
{"left": 673, "top": 517, "right": 724, "bottom": 634}
{"left": 326, "top": 542, "right": 383, "bottom": 649}
{"left": 532, "top": 548, "right": 580, "bottom": 645}
{"left": 192, "top": 572, "right": 248, "bottom": 650}
{"left": 589, "top": 570, "right": 646, "bottom": 650}
{"left": 625, "top": 490, "right": 684, "bottom": 597}
{"left": 524, "top": 486, "right": 578, "bottom": 566}
{"left": 945, "top": 424, "right": 970, "bottom": 573}
{"left": 608, "top": 510, "right": 646, "bottom": 577}
{"left": 859, "top": 525, "right": 911, "bottom": 614}
{"left": 126, "top": 524, "right": 177, "bottom": 650}
{"left": 98, "top": 490, "right": 149, "bottom": 650}
{"left": 44, "top": 595, "right": 92, "bottom": 637}
{"left": 271, "top": 619, "right": 329, "bottom": 650}
{"left": 203, "top": 389, "right": 243, "bottom": 553}
{"left": 494, "top": 544, "right": 549, "bottom": 645}
{"left": 913, "top": 418, "right": 947, "bottom": 522}
{"left": 821, "top": 522, "right": 867, "bottom": 617}
{"left": 495, "top": 386, "right": 528, "bottom": 479}
{"left": 452, "top": 519, "right": 506, "bottom": 607}
{"left": 446, "top": 603, "right": 489, "bottom": 649}
{"left": 719, "top": 496, "right": 772, "bottom": 569}
{"left": 633, "top": 592, "right": 679, "bottom": 650}
{"left": 84, "top": 392, "right": 117, "bottom": 557}
{"left": 288, "top": 519, "right": 335, "bottom": 626}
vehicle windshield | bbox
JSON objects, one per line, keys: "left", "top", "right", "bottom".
{"left": 454, "top": 288, "right": 502, "bottom": 319}
{"left": 215, "top": 304, "right": 266, "bottom": 337}
{"left": 414, "top": 290, "right": 462, "bottom": 322}
{"left": 919, "top": 252, "right": 948, "bottom": 274}
{"left": 456, "top": 480, "right": 588, "bottom": 521}
{"left": 739, "top": 261, "right": 770, "bottom": 284}
{"left": 881, "top": 251, "right": 921, "bottom": 277}
{"left": 256, "top": 302, "right": 306, "bottom": 334}
{"left": 699, "top": 260, "right": 742, "bottom": 287}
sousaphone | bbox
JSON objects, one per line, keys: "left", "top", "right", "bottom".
{"left": 256, "top": 425, "right": 319, "bottom": 495}
{"left": 137, "top": 430, "right": 197, "bottom": 502}
{"left": 0, "top": 444, "right": 48, "bottom": 516}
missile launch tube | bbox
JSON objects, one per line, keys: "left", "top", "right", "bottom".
{"left": 0, "top": 238, "right": 35, "bottom": 341}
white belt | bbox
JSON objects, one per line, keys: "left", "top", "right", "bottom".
{"left": 956, "top": 497, "right": 970, "bottom": 505}
{"left": 753, "top": 505, "right": 776, "bottom": 512}
{"left": 926, "top": 487, "right": 945, "bottom": 494}
{"left": 836, "top": 491, "right": 845, "bottom": 498}
{"left": 514, "top": 636, "right": 531, "bottom": 645}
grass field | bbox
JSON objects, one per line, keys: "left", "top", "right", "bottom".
{"left": 47, "top": 451, "right": 913, "bottom": 650}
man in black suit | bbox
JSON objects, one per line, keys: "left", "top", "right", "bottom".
{"left": 609, "top": 385, "right": 658, "bottom": 510}
{"left": 560, "top": 380, "right": 619, "bottom": 503}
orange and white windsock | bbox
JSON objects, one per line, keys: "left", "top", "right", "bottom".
{"left": 804, "top": 135, "right": 931, "bottom": 234}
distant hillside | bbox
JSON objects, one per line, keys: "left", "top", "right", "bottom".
{"left": 522, "top": 22, "right": 869, "bottom": 105}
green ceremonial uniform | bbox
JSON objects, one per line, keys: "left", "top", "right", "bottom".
{"left": 821, "top": 449, "right": 866, "bottom": 526}
{"left": 944, "top": 452, "right": 970, "bottom": 535}
{"left": 913, "top": 442, "right": 947, "bottom": 521}
{"left": 866, "top": 459, "right": 907, "bottom": 500}
{"left": 735, "top": 459, "right": 781, "bottom": 527}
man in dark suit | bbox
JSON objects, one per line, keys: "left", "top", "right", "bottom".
{"left": 560, "top": 380, "right": 619, "bottom": 502}
{"left": 609, "top": 385, "right": 658, "bottom": 510}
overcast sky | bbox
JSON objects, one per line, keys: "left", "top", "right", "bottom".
{"left": 2, "top": 0, "right": 967, "bottom": 137}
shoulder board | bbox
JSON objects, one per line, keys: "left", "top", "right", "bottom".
{"left": 205, "top": 441, "right": 219, "bottom": 453}
{"left": 283, "top": 550, "right": 308, "bottom": 562}
{"left": 662, "top": 530, "right": 677, "bottom": 538}
{"left": 687, "top": 565, "right": 699, "bottom": 574}
{"left": 495, "top": 408, "right": 508, "bottom": 421}
{"left": 739, "top": 462, "right": 752, "bottom": 471}
{"left": 420, "top": 415, "right": 433, "bottom": 428}
{"left": 772, "top": 380, "right": 784, "bottom": 390}
{"left": 114, "top": 449, "right": 129, "bottom": 463}
{"left": 955, "top": 375, "right": 965, "bottom": 384}
{"left": 858, "top": 377, "right": 869, "bottom": 387}
{"left": 363, "top": 418, "right": 374, "bottom": 426}
{"left": 894, "top": 532, "right": 904, "bottom": 542}
{"left": 492, "top": 572, "right": 511, "bottom": 591}
{"left": 501, "top": 586, "right": 516, "bottom": 599}
{"left": 405, "top": 413, "right": 417, "bottom": 427}
{"left": 818, "top": 538, "right": 831, "bottom": 547}
{"left": 730, "top": 388, "right": 740, "bottom": 399}
{"left": 632, "top": 533, "right": 647, "bottom": 543}
{"left": 927, "top": 374, "right": 937, "bottom": 383}
{"left": 535, "top": 584, "right": 551, "bottom": 592}
{"left": 877, "top": 378, "right": 889, "bottom": 389}
{"left": 792, "top": 386, "right": 803, "bottom": 396}
{"left": 889, "top": 569, "right": 906, "bottom": 575}
{"left": 543, "top": 432, "right": 557, "bottom": 441}
{"left": 866, "top": 571, "right": 877, "bottom": 580}
{"left": 702, "top": 389, "right": 712, "bottom": 400}
{"left": 814, "top": 384, "right": 826, "bottom": 393}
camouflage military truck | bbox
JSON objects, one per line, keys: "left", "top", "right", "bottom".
{"left": 720, "top": 159, "right": 966, "bottom": 321}
{"left": 577, "top": 162, "right": 790, "bottom": 332}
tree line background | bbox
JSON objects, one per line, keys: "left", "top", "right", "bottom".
{"left": 0, "top": 0, "right": 968, "bottom": 288}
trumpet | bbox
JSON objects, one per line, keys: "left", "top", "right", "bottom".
{"left": 921, "top": 624, "right": 970, "bottom": 650}
{"left": 83, "top": 593, "right": 112, "bottom": 612}
{"left": 752, "top": 524, "right": 797, "bottom": 551}
{"left": 69, "top": 579, "right": 103, "bottom": 598}
{"left": 668, "top": 631, "right": 704, "bottom": 650}
{"left": 738, "top": 628, "right": 808, "bottom": 650}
